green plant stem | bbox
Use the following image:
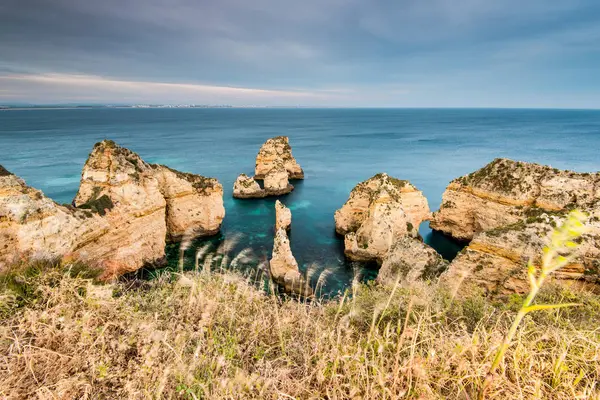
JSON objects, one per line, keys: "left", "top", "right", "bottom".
{"left": 480, "top": 261, "right": 551, "bottom": 400}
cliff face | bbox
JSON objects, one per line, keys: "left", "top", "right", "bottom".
{"left": 255, "top": 136, "right": 304, "bottom": 180}
{"left": 1, "top": 140, "right": 225, "bottom": 278}
{"left": 377, "top": 237, "right": 447, "bottom": 286}
{"left": 152, "top": 165, "right": 225, "bottom": 240}
{"left": 433, "top": 159, "right": 600, "bottom": 296}
{"left": 335, "top": 174, "right": 431, "bottom": 262}
{"left": 431, "top": 158, "right": 599, "bottom": 241}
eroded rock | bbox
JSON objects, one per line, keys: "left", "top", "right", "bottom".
{"left": 270, "top": 228, "right": 312, "bottom": 296}
{"left": 431, "top": 158, "right": 598, "bottom": 241}
{"left": 433, "top": 159, "right": 600, "bottom": 296}
{"left": 1, "top": 140, "right": 225, "bottom": 278}
{"left": 264, "top": 161, "right": 294, "bottom": 196}
{"left": 233, "top": 174, "right": 266, "bottom": 199}
{"left": 275, "top": 200, "right": 291, "bottom": 231}
{"left": 442, "top": 210, "right": 600, "bottom": 296}
{"left": 377, "top": 237, "right": 447, "bottom": 286}
{"left": 153, "top": 165, "right": 225, "bottom": 240}
{"left": 335, "top": 173, "right": 431, "bottom": 262}
{"left": 255, "top": 136, "right": 304, "bottom": 180}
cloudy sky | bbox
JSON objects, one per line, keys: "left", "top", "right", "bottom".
{"left": 1, "top": 0, "right": 600, "bottom": 107}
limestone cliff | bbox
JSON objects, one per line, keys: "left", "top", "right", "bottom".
{"left": 442, "top": 209, "right": 600, "bottom": 296}
{"left": 431, "top": 158, "right": 599, "bottom": 241}
{"left": 433, "top": 159, "right": 600, "bottom": 295}
{"left": 255, "top": 136, "right": 304, "bottom": 180}
{"left": 377, "top": 237, "right": 447, "bottom": 286}
{"left": 335, "top": 173, "right": 431, "bottom": 262}
{"left": 233, "top": 174, "right": 266, "bottom": 199}
{"left": 152, "top": 165, "right": 225, "bottom": 240}
{"left": 1, "top": 140, "right": 225, "bottom": 278}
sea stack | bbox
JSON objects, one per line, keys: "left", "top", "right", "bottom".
{"left": 233, "top": 173, "right": 266, "bottom": 198}
{"left": 233, "top": 136, "right": 302, "bottom": 198}
{"left": 275, "top": 200, "right": 291, "bottom": 231}
{"left": 0, "top": 140, "right": 225, "bottom": 278}
{"left": 335, "top": 173, "right": 431, "bottom": 262}
{"left": 269, "top": 203, "right": 312, "bottom": 296}
{"left": 432, "top": 158, "right": 600, "bottom": 296}
{"left": 255, "top": 136, "right": 304, "bottom": 180}
{"left": 263, "top": 160, "right": 294, "bottom": 195}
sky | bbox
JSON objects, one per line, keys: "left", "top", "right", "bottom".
{"left": 1, "top": 0, "right": 600, "bottom": 107}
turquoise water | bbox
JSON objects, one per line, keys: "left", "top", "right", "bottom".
{"left": 1, "top": 108, "right": 599, "bottom": 293}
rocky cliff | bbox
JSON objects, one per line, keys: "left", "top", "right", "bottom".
{"left": 335, "top": 173, "right": 431, "bottom": 262}
{"left": 255, "top": 136, "right": 304, "bottom": 180}
{"left": 433, "top": 159, "right": 600, "bottom": 295}
{"left": 1, "top": 140, "right": 225, "bottom": 278}
{"left": 377, "top": 237, "right": 447, "bottom": 286}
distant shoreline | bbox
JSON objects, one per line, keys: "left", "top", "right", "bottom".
{"left": 1, "top": 106, "right": 599, "bottom": 111}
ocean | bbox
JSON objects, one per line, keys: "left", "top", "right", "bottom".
{"left": 2, "top": 108, "right": 599, "bottom": 294}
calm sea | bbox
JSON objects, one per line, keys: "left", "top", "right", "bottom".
{"left": 1, "top": 108, "right": 599, "bottom": 294}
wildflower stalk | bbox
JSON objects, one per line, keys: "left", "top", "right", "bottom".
{"left": 480, "top": 210, "right": 588, "bottom": 400}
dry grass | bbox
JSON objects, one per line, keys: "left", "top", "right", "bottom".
{"left": 0, "top": 256, "right": 599, "bottom": 399}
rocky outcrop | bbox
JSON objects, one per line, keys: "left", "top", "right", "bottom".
{"left": 233, "top": 174, "right": 266, "bottom": 199}
{"left": 270, "top": 229, "right": 312, "bottom": 296}
{"left": 433, "top": 159, "right": 600, "bottom": 296}
{"left": 152, "top": 166, "right": 224, "bottom": 240}
{"left": 335, "top": 173, "right": 431, "bottom": 262}
{"left": 430, "top": 158, "right": 598, "bottom": 241}
{"left": 269, "top": 202, "right": 311, "bottom": 296}
{"left": 0, "top": 168, "right": 129, "bottom": 273}
{"left": 255, "top": 136, "right": 304, "bottom": 180}
{"left": 1, "top": 140, "right": 225, "bottom": 278}
{"left": 275, "top": 200, "right": 291, "bottom": 231}
{"left": 442, "top": 211, "right": 600, "bottom": 296}
{"left": 263, "top": 161, "right": 294, "bottom": 196}
{"left": 377, "top": 237, "right": 447, "bottom": 286}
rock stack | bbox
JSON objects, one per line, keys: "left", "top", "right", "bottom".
{"left": 269, "top": 201, "right": 312, "bottom": 296}
{"left": 335, "top": 173, "right": 431, "bottom": 262}
{"left": 233, "top": 136, "right": 303, "bottom": 199}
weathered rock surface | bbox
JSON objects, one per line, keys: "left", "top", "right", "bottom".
{"left": 233, "top": 174, "right": 266, "bottom": 199}
{"left": 431, "top": 158, "right": 598, "bottom": 241}
{"left": 275, "top": 200, "right": 291, "bottom": 231}
{"left": 433, "top": 159, "right": 600, "bottom": 296}
{"left": 335, "top": 173, "right": 431, "bottom": 262}
{"left": 1, "top": 140, "right": 225, "bottom": 278}
{"left": 0, "top": 168, "right": 126, "bottom": 273}
{"left": 152, "top": 165, "right": 225, "bottom": 240}
{"left": 377, "top": 237, "right": 447, "bottom": 286}
{"left": 270, "top": 228, "right": 312, "bottom": 296}
{"left": 255, "top": 136, "right": 304, "bottom": 180}
{"left": 263, "top": 161, "right": 294, "bottom": 196}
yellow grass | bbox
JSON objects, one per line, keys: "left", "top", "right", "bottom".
{"left": 0, "top": 257, "right": 599, "bottom": 399}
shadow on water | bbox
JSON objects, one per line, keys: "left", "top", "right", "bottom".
{"left": 425, "top": 230, "right": 466, "bottom": 261}
{"left": 125, "top": 226, "right": 382, "bottom": 299}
